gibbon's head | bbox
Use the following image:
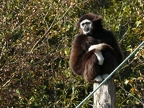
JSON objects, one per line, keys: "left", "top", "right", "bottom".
{"left": 80, "top": 19, "right": 92, "bottom": 35}
{"left": 78, "top": 13, "right": 102, "bottom": 35}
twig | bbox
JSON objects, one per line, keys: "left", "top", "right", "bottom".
{"left": 0, "top": 41, "right": 6, "bottom": 60}
{"left": 29, "top": 14, "right": 59, "bottom": 53}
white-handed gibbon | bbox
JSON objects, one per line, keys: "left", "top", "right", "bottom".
{"left": 70, "top": 13, "right": 123, "bottom": 82}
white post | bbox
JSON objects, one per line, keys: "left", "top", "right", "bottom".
{"left": 93, "top": 78, "right": 116, "bottom": 108}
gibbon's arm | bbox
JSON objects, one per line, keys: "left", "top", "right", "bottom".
{"left": 89, "top": 31, "right": 123, "bottom": 65}
{"left": 105, "top": 32, "right": 124, "bottom": 64}
{"left": 88, "top": 43, "right": 115, "bottom": 65}
{"left": 88, "top": 43, "right": 106, "bottom": 65}
{"left": 70, "top": 37, "right": 95, "bottom": 76}
{"left": 111, "top": 36, "right": 124, "bottom": 64}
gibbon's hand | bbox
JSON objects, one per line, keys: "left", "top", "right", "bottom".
{"left": 88, "top": 45, "right": 97, "bottom": 51}
{"left": 88, "top": 45, "right": 104, "bottom": 65}
{"left": 88, "top": 44, "right": 104, "bottom": 51}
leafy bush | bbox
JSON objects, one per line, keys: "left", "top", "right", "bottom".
{"left": 0, "top": 0, "right": 143, "bottom": 107}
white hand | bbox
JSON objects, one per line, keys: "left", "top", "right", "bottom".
{"left": 95, "top": 50, "right": 104, "bottom": 65}
{"left": 88, "top": 44, "right": 103, "bottom": 51}
{"left": 89, "top": 45, "right": 104, "bottom": 65}
{"left": 88, "top": 45, "right": 96, "bottom": 51}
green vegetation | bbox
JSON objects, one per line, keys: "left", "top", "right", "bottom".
{"left": 0, "top": 0, "right": 143, "bottom": 107}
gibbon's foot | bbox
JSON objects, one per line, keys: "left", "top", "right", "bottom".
{"left": 102, "top": 74, "right": 109, "bottom": 79}
{"left": 88, "top": 45, "right": 104, "bottom": 65}
{"left": 94, "top": 74, "right": 109, "bottom": 82}
{"left": 94, "top": 75, "right": 103, "bottom": 82}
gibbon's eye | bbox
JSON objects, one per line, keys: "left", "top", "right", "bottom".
{"left": 82, "top": 23, "right": 85, "bottom": 26}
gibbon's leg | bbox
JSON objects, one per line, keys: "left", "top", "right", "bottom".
{"left": 88, "top": 44, "right": 104, "bottom": 65}
{"left": 83, "top": 54, "right": 101, "bottom": 82}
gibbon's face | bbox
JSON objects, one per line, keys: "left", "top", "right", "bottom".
{"left": 80, "top": 19, "right": 92, "bottom": 35}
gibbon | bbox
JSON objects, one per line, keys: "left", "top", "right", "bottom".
{"left": 70, "top": 13, "right": 123, "bottom": 82}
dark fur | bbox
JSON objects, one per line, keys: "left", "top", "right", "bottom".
{"left": 70, "top": 13, "right": 123, "bottom": 82}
